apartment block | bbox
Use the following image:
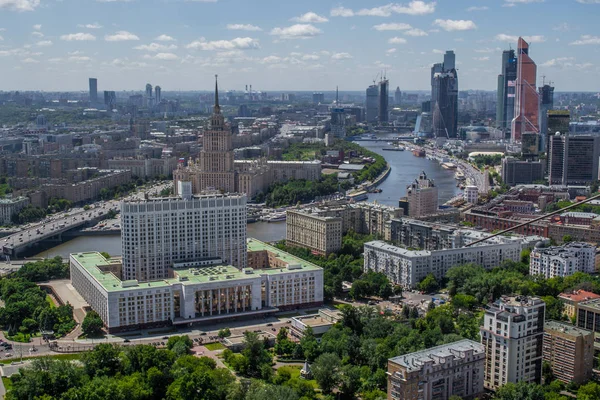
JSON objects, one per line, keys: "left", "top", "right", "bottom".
{"left": 387, "top": 339, "right": 485, "bottom": 400}
{"left": 543, "top": 320, "right": 594, "bottom": 384}
{"left": 558, "top": 290, "right": 600, "bottom": 319}
{"left": 0, "top": 197, "right": 29, "bottom": 225}
{"left": 480, "top": 296, "right": 545, "bottom": 391}
{"left": 364, "top": 231, "right": 543, "bottom": 288}
{"left": 530, "top": 242, "right": 596, "bottom": 278}
{"left": 576, "top": 298, "right": 600, "bottom": 333}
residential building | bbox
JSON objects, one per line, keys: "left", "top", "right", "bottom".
{"left": 548, "top": 133, "right": 600, "bottom": 185}
{"left": 286, "top": 201, "right": 403, "bottom": 256}
{"left": 120, "top": 182, "right": 247, "bottom": 281}
{"left": 366, "top": 84, "right": 379, "bottom": 123}
{"left": 364, "top": 231, "right": 543, "bottom": 288}
{"left": 576, "top": 299, "right": 600, "bottom": 333}
{"left": 480, "top": 296, "right": 545, "bottom": 391}
{"left": 530, "top": 242, "right": 596, "bottom": 278}
{"left": 558, "top": 290, "right": 600, "bottom": 319}
{"left": 42, "top": 169, "right": 132, "bottom": 204}
{"left": 464, "top": 185, "right": 478, "bottom": 204}
{"left": 89, "top": 78, "right": 98, "bottom": 104}
{"left": 406, "top": 171, "right": 438, "bottom": 217}
{"left": 379, "top": 78, "right": 389, "bottom": 123}
{"left": 70, "top": 239, "right": 324, "bottom": 333}
{"left": 387, "top": 339, "right": 484, "bottom": 400}
{"left": 312, "top": 93, "right": 324, "bottom": 104}
{"left": 0, "top": 197, "right": 30, "bottom": 225}
{"left": 501, "top": 157, "right": 544, "bottom": 186}
{"left": 155, "top": 85, "right": 162, "bottom": 104}
{"left": 511, "top": 37, "right": 539, "bottom": 143}
{"left": 384, "top": 217, "right": 458, "bottom": 251}
{"left": 108, "top": 157, "right": 178, "bottom": 179}
{"left": 496, "top": 49, "right": 517, "bottom": 138}
{"left": 330, "top": 107, "right": 346, "bottom": 138}
{"left": 104, "top": 91, "right": 116, "bottom": 109}
{"left": 543, "top": 320, "right": 594, "bottom": 384}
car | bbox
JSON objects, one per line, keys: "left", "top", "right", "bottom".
{"left": 5, "top": 353, "right": 11, "bottom": 358}
{"left": 200, "top": 332, "right": 207, "bottom": 336}
{"left": 271, "top": 328, "right": 276, "bottom": 332}
{"left": 266, "top": 323, "right": 273, "bottom": 327}
{"left": 123, "top": 339, "right": 130, "bottom": 343}
{"left": 162, "top": 336, "right": 169, "bottom": 340}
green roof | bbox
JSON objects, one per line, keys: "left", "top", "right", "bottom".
{"left": 71, "top": 238, "right": 321, "bottom": 293}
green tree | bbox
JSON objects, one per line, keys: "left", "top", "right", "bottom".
{"left": 562, "top": 235, "right": 573, "bottom": 243}
{"left": 81, "top": 343, "right": 122, "bottom": 377}
{"left": 218, "top": 328, "right": 231, "bottom": 338}
{"left": 578, "top": 382, "right": 600, "bottom": 400}
{"left": 300, "top": 326, "right": 320, "bottom": 361}
{"left": 418, "top": 273, "right": 439, "bottom": 294}
{"left": 493, "top": 381, "right": 545, "bottom": 400}
{"left": 81, "top": 310, "right": 104, "bottom": 337}
{"left": 311, "top": 353, "right": 341, "bottom": 394}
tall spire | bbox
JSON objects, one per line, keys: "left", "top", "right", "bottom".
{"left": 336, "top": 86, "right": 339, "bottom": 105}
{"left": 214, "top": 74, "right": 220, "bottom": 114}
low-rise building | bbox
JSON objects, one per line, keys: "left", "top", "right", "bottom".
{"left": 501, "top": 157, "right": 544, "bottom": 186}
{"left": 576, "top": 298, "right": 600, "bottom": 333}
{"left": 480, "top": 296, "right": 545, "bottom": 391}
{"left": 558, "top": 290, "right": 600, "bottom": 319}
{"left": 364, "top": 231, "right": 544, "bottom": 288}
{"left": 530, "top": 242, "right": 596, "bottom": 278}
{"left": 0, "top": 197, "right": 29, "bottom": 225}
{"left": 387, "top": 339, "right": 485, "bottom": 400}
{"left": 289, "top": 309, "right": 342, "bottom": 340}
{"left": 543, "top": 320, "right": 594, "bottom": 384}
{"left": 70, "top": 238, "right": 324, "bottom": 333}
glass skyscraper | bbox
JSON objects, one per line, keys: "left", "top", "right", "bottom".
{"left": 511, "top": 37, "right": 539, "bottom": 143}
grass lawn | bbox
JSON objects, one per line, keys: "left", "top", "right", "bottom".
{"left": 2, "top": 376, "right": 13, "bottom": 392}
{"left": 0, "top": 353, "right": 83, "bottom": 365}
{"left": 277, "top": 366, "right": 319, "bottom": 389}
{"left": 4, "top": 332, "right": 40, "bottom": 343}
{"left": 46, "top": 295, "right": 56, "bottom": 309}
{"left": 204, "top": 342, "right": 225, "bottom": 351}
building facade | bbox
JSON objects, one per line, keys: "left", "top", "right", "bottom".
{"left": 0, "top": 197, "right": 30, "bottom": 225}
{"left": 366, "top": 84, "right": 379, "bottom": 123}
{"left": 464, "top": 185, "right": 478, "bottom": 204}
{"left": 501, "top": 157, "right": 544, "bottom": 186}
{"left": 543, "top": 320, "right": 594, "bottom": 384}
{"left": 530, "top": 242, "right": 596, "bottom": 279}
{"left": 364, "top": 232, "right": 543, "bottom": 288}
{"left": 576, "top": 298, "right": 600, "bottom": 333}
{"left": 511, "top": 37, "right": 539, "bottom": 143}
{"left": 89, "top": 78, "right": 98, "bottom": 104}
{"left": 558, "top": 290, "right": 600, "bottom": 319}
{"left": 121, "top": 183, "right": 247, "bottom": 281}
{"left": 387, "top": 339, "right": 485, "bottom": 400}
{"left": 548, "top": 133, "right": 600, "bottom": 185}
{"left": 108, "top": 157, "right": 178, "bottom": 179}
{"left": 406, "top": 171, "right": 438, "bottom": 217}
{"left": 70, "top": 239, "right": 324, "bottom": 333}
{"left": 496, "top": 49, "right": 517, "bottom": 138}
{"left": 379, "top": 79, "right": 389, "bottom": 123}
{"left": 480, "top": 296, "right": 545, "bottom": 391}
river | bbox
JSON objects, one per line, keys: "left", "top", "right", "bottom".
{"left": 34, "top": 138, "right": 459, "bottom": 259}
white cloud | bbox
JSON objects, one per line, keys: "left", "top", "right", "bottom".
{"left": 32, "top": 24, "right": 41, "bottom": 30}
{"left": 474, "top": 47, "right": 500, "bottom": 53}
{"left": 21, "top": 57, "right": 39, "bottom": 63}
{"left": 331, "top": 52, "right": 352, "bottom": 60}
{"left": 0, "top": 0, "right": 40, "bottom": 12}
{"left": 404, "top": 28, "right": 428, "bottom": 36}
{"left": 433, "top": 19, "right": 477, "bottom": 31}
{"left": 134, "top": 42, "right": 177, "bottom": 52}
{"left": 60, "top": 32, "right": 97, "bottom": 41}
{"left": 96, "top": 0, "right": 134, "bottom": 2}
{"left": 77, "top": 23, "right": 103, "bottom": 29}
{"left": 553, "top": 22, "right": 570, "bottom": 32}
{"left": 373, "top": 23, "right": 412, "bottom": 31}
{"left": 331, "top": 1, "right": 435, "bottom": 17}
{"left": 152, "top": 52, "right": 179, "bottom": 60}
{"left": 31, "top": 31, "right": 44, "bottom": 37}
{"left": 432, "top": 49, "right": 444, "bottom": 54}
{"left": 108, "top": 58, "right": 149, "bottom": 69}
{"left": 104, "top": 31, "right": 140, "bottom": 41}
{"left": 386, "top": 48, "right": 397, "bottom": 53}
{"left": 495, "top": 34, "right": 546, "bottom": 43}
{"left": 467, "top": 6, "right": 488, "bottom": 11}
{"left": 226, "top": 24, "right": 262, "bottom": 31}
{"left": 570, "top": 35, "right": 600, "bottom": 45}
{"left": 69, "top": 55, "right": 91, "bottom": 62}
{"left": 261, "top": 55, "right": 281, "bottom": 64}
{"left": 473, "top": 56, "right": 490, "bottom": 61}
{"left": 186, "top": 37, "right": 260, "bottom": 50}
{"left": 36, "top": 40, "right": 52, "bottom": 47}
{"left": 504, "top": 0, "right": 544, "bottom": 3}
{"left": 0, "top": 36, "right": 3, "bottom": 41}
{"left": 301, "top": 54, "right": 320, "bottom": 60}
{"left": 155, "top": 34, "right": 176, "bottom": 42}
{"left": 270, "top": 24, "right": 322, "bottom": 40}
{"left": 330, "top": 6, "right": 354, "bottom": 17}
{"left": 388, "top": 37, "right": 407, "bottom": 44}
{"left": 291, "top": 12, "right": 328, "bottom": 23}
{"left": 576, "top": 0, "right": 600, "bottom": 3}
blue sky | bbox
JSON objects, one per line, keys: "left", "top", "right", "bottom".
{"left": 0, "top": 0, "right": 599, "bottom": 92}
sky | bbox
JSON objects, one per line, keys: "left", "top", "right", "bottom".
{"left": 0, "top": 0, "right": 599, "bottom": 93}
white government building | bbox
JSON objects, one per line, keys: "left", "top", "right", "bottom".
{"left": 364, "top": 230, "right": 545, "bottom": 288}
{"left": 70, "top": 238, "right": 324, "bottom": 333}
{"left": 529, "top": 242, "right": 597, "bottom": 279}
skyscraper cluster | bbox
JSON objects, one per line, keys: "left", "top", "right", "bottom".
{"left": 431, "top": 51, "right": 458, "bottom": 141}
{"left": 365, "top": 75, "right": 390, "bottom": 124}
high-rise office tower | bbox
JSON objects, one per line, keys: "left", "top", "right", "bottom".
{"left": 366, "top": 84, "right": 379, "bottom": 123}
{"left": 443, "top": 50, "right": 456, "bottom": 70}
{"left": 120, "top": 181, "right": 247, "bottom": 281}
{"left": 89, "top": 78, "right": 98, "bottom": 104}
{"left": 538, "top": 83, "right": 554, "bottom": 152}
{"left": 430, "top": 62, "right": 443, "bottom": 108}
{"left": 331, "top": 86, "right": 346, "bottom": 137}
{"left": 496, "top": 50, "right": 517, "bottom": 138}
{"left": 145, "top": 83, "right": 153, "bottom": 107}
{"left": 312, "top": 93, "right": 324, "bottom": 104}
{"left": 548, "top": 110, "right": 570, "bottom": 136}
{"left": 481, "top": 296, "right": 545, "bottom": 391}
{"left": 104, "top": 91, "right": 116, "bottom": 109}
{"left": 155, "top": 85, "right": 162, "bottom": 104}
{"left": 548, "top": 133, "right": 600, "bottom": 185}
{"left": 511, "top": 37, "right": 539, "bottom": 143}
{"left": 379, "top": 78, "right": 389, "bottom": 123}
{"left": 432, "top": 70, "right": 458, "bottom": 139}
{"left": 394, "top": 87, "right": 401, "bottom": 105}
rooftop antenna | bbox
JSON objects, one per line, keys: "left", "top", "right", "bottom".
{"left": 542, "top": 75, "right": 546, "bottom": 86}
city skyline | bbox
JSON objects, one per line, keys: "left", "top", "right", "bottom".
{"left": 0, "top": 0, "right": 598, "bottom": 92}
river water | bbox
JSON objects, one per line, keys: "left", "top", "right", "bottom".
{"left": 34, "top": 138, "right": 459, "bottom": 259}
